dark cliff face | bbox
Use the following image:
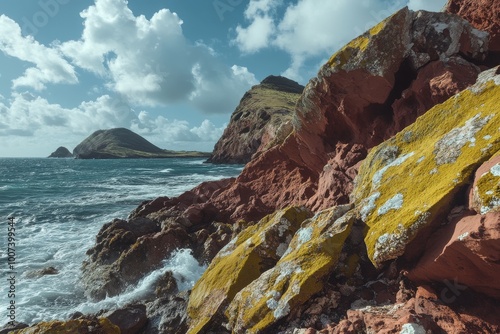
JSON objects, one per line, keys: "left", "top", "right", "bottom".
{"left": 207, "top": 75, "right": 304, "bottom": 164}
{"left": 48, "top": 146, "right": 73, "bottom": 158}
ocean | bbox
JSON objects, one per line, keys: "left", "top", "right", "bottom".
{"left": 0, "top": 157, "right": 243, "bottom": 326}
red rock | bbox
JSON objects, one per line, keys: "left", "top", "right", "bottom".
{"left": 390, "top": 57, "right": 480, "bottom": 136}
{"left": 206, "top": 7, "right": 488, "bottom": 223}
{"left": 407, "top": 212, "right": 500, "bottom": 299}
{"left": 446, "top": 0, "right": 500, "bottom": 52}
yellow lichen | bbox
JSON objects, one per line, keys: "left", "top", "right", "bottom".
{"left": 352, "top": 68, "right": 500, "bottom": 266}
{"left": 475, "top": 151, "right": 500, "bottom": 214}
{"left": 186, "top": 206, "right": 311, "bottom": 334}
{"left": 226, "top": 206, "right": 355, "bottom": 333}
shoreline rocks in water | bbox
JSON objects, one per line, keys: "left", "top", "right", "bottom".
{"left": 13, "top": 2, "right": 500, "bottom": 333}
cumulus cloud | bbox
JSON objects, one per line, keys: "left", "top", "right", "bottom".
{"left": 407, "top": 0, "right": 447, "bottom": 12}
{"left": 0, "top": 92, "right": 225, "bottom": 155}
{"left": 0, "top": 15, "right": 78, "bottom": 90}
{"left": 59, "top": 0, "right": 257, "bottom": 113}
{"left": 234, "top": 0, "right": 448, "bottom": 81}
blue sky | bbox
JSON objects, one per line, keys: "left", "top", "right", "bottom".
{"left": 0, "top": 0, "right": 446, "bottom": 157}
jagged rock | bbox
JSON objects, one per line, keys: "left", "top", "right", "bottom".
{"left": 186, "top": 206, "right": 312, "bottom": 333}
{"left": 390, "top": 56, "right": 481, "bottom": 136}
{"left": 145, "top": 291, "right": 190, "bottom": 334}
{"left": 307, "top": 284, "right": 500, "bottom": 334}
{"left": 207, "top": 75, "right": 303, "bottom": 164}
{"left": 351, "top": 67, "right": 500, "bottom": 267}
{"left": 48, "top": 146, "right": 73, "bottom": 158}
{"left": 24, "top": 266, "right": 59, "bottom": 279}
{"left": 446, "top": 0, "right": 500, "bottom": 53}
{"left": 198, "top": 7, "right": 491, "bottom": 224}
{"left": 0, "top": 322, "right": 28, "bottom": 334}
{"left": 407, "top": 211, "right": 500, "bottom": 299}
{"left": 225, "top": 206, "right": 355, "bottom": 333}
{"left": 10, "top": 317, "right": 119, "bottom": 334}
{"left": 469, "top": 152, "right": 500, "bottom": 214}
{"left": 104, "top": 304, "right": 148, "bottom": 334}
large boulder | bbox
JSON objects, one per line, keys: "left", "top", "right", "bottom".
{"left": 207, "top": 75, "right": 304, "bottom": 164}
{"left": 351, "top": 67, "right": 500, "bottom": 267}
{"left": 446, "top": 0, "right": 500, "bottom": 53}
{"left": 202, "top": 7, "right": 490, "bottom": 224}
{"left": 407, "top": 152, "right": 500, "bottom": 299}
{"left": 225, "top": 206, "right": 355, "bottom": 333}
{"left": 186, "top": 206, "right": 312, "bottom": 333}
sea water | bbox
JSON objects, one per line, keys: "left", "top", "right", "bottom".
{"left": 0, "top": 158, "right": 242, "bottom": 325}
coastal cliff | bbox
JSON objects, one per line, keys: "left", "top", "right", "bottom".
{"left": 207, "top": 75, "right": 304, "bottom": 164}
{"left": 12, "top": 1, "right": 500, "bottom": 333}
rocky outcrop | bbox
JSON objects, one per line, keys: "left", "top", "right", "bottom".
{"left": 207, "top": 75, "right": 303, "bottom": 164}
{"left": 226, "top": 206, "right": 354, "bottom": 333}
{"left": 351, "top": 67, "right": 500, "bottom": 267}
{"left": 199, "top": 7, "right": 489, "bottom": 224}
{"left": 10, "top": 317, "right": 120, "bottom": 334}
{"left": 187, "top": 207, "right": 312, "bottom": 333}
{"left": 48, "top": 146, "right": 73, "bottom": 158}
{"left": 446, "top": 0, "right": 500, "bottom": 53}
{"left": 73, "top": 4, "right": 500, "bottom": 334}
{"left": 73, "top": 128, "right": 210, "bottom": 159}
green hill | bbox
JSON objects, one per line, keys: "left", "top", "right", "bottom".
{"left": 73, "top": 128, "right": 210, "bottom": 159}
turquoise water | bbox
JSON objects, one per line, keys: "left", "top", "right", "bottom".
{"left": 0, "top": 158, "right": 242, "bottom": 325}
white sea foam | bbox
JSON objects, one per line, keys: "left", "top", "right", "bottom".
{"left": 0, "top": 158, "right": 242, "bottom": 326}
{"left": 73, "top": 249, "right": 205, "bottom": 316}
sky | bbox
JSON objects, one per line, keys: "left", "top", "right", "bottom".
{"left": 0, "top": 0, "right": 447, "bottom": 157}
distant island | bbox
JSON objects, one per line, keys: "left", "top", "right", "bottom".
{"left": 69, "top": 128, "right": 210, "bottom": 159}
{"left": 48, "top": 146, "right": 74, "bottom": 158}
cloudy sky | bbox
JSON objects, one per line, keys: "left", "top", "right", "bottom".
{"left": 0, "top": 0, "right": 447, "bottom": 157}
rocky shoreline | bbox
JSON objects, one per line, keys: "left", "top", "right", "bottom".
{"left": 5, "top": 1, "right": 500, "bottom": 333}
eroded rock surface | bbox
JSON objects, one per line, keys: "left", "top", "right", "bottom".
{"left": 207, "top": 75, "right": 303, "bottom": 164}
{"left": 352, "top": 67, "right": 500, "bottom": 267}
{"left": 446, "top": 0, "right": 500, "bottom": 53}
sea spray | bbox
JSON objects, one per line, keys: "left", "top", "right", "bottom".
{"left": 74, "top": 249, "right": 206, "bottom": 315}
{"left": 0, "top": 158, "right": 243, "bottom": 326}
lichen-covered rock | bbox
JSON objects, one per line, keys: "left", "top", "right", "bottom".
{"left": 186, "top": 206, "right": 312, "bottom": 334}
{"left": 407, "top": 211, "right": 500, "bottom": 299}
{"left": 199, "top": 7, "right": 491, "bottom": 224}
{"left": 352, "top": 67, "right": 500, "bottom": 267}
{"left": 469, "top": 151, "right": 500, "bottom": 214}
{"left": 225, "top": 205, "right": 355, "bottom": 333}
{"left": 11, "top": 317, "right": 120, "bottom": 334}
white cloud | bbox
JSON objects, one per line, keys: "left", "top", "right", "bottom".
{"left": 233, "top": 0, "right": 448, "bottom": 81}
{"left": 0, "top": 15, "right": 78, "bottom": 90}
{"left": 407, "top": 0, "right": 446, "bottom": 12}
{"left": 59, "top": 0, "right": 257, "bottom": 113}
{"left": 0, "top": 92, "right": 226, "bottom": 156}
